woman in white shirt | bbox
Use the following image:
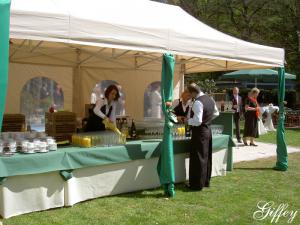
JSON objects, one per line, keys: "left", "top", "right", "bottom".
{"left": 85, "top": 85, "right": 120, "bottom": 131}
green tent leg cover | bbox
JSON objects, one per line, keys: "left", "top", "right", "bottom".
{"left": 274, "top": 67, "right": 288, "bottom": 171}
{"left": 157, "top": 53, "right": 175, "bottom": 197}
{"left": 0, "top": 0, "right": 11, "bottom": 129}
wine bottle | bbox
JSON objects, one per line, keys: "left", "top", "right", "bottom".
{"left": 121, "top": 118, "right": 129, "bottom": 138}
{"left": 221, "top": 101, "right": 225, "bottom": 112}
{"left": 130, "top": 119, "right": 137, "bottom": 139}
{"left": 116, "top": 118, "right": 121, "bottom": 130}
{"left": 185, "top": 123, "right": 191, "bottom": 139}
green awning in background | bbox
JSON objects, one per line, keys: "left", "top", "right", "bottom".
{"left": 0, "top": 0, "right": 11, "bottom": 129}
{"left": 221, "top": 69, "right": 296, "bottom": 81}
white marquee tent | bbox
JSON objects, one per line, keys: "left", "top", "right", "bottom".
{"left": 6, "top": 0, "right": 285, "bottom": 121}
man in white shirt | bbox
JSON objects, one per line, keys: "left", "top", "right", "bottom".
{"left": 186, "top": 83, "right": 219, "bottom": 191}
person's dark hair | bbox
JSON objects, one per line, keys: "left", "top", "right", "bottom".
{"left": 104, "top": 84, "right": 120, "bottom": 101}
{"left": 187, "top": 83, "right": 201, "bottom": 94}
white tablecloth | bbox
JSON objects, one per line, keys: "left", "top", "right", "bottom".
{"left": 0, "top": 149, "right": 227, "bottom": 218}
{"left": 65, "top": 150, "right": 227, "bottom": 206}
{"left": 0, "top": 172, "right": 64, "bottom": 218}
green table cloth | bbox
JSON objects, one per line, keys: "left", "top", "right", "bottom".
{"left": 0, "top": 135, "right": 234, "bottom": 181}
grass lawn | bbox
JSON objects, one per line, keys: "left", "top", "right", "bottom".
{"left": 258, "top": 128, "right": 300, "bottom": 148}
{"left": 3, "top": 152, "right": 300, "bottom": 225}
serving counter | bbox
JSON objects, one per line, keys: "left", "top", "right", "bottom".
{"left": 0, "top": 135, "right": 234, "bottom": 218}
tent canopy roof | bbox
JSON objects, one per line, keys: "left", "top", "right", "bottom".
{"left": 10, "top": 0, "right": 285, "bottom": 73}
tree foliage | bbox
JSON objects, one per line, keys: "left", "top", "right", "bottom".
{"left": 168, "top": 0, "right": 300, "bottom": 87}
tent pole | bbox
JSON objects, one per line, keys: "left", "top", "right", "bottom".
{"left": 179, "top": 62, "right": 186, "bottom": 95}
{"left": 0, "top": 0, "right": 11, "bottom": 129}
{"left": 73, "top": 49, "right": 82, "bottom": 116}
{"left": 274, "top": 67, "right": 288, "bottom": 171}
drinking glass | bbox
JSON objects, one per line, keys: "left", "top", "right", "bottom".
{"left": 27, "top": 142, "right": 35, "bottom": 153}
{"left": 2, "top": 132, "right": 9, "bottom": 140}
{"left": 103, "top": 133, "right": 108, "bottom": 146}
{"left": 0, "top": 140, "right": 3, "bottom": 154}
{"left": 9, "top": 139, "right": 17, "bottom": 153}
{"left": 21, "top": 140, "right": 29, "bottom": 152}
{"left": 181, "top": 126, "right": 185, "bottom": 139}
{"left": 174, "top": 125, "right": 179, "bottom": 140}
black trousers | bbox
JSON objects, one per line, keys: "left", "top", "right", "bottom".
{"left": 233, "top": 112, "right": 241, "bottom": 141}
{"left": 189, "top": 124, "right": 212, "bottom": 189}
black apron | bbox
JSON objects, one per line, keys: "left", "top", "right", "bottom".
{"left": 85, "top": 104, "right": 112, "bottom": 131}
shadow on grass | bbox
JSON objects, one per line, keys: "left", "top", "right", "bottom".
{"left": 234, "top": 167, "right": 273, "bottom": 171}
{"left": 118, "top": 190, "right": 166, "bottom": 199}
{"left": 116, "top": 183, "right": 192, "bottom": 198}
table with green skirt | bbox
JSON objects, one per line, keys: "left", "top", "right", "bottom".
{"left": 0, "top": 135, "right": 234, "bottom": 218}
